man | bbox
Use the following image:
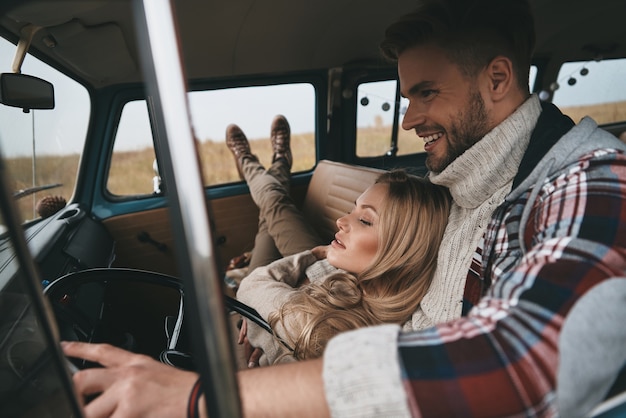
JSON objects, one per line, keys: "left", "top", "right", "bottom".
{"left": 64, "top": 0, "right": 626, "bottom": 416}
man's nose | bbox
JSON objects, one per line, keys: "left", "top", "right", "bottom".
{"left": 401, "top": 102, "right": 427, "bottom": 131}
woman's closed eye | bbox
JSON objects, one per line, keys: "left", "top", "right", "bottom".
{"left": 358, "top": 218, "right": 373, "bottom": 226}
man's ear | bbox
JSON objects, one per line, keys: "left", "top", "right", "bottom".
{"left": 486, "top": 56, "right": 514, "bottom": 101}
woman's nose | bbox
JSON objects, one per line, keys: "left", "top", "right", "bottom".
{"left": 336, "top": 215, "right": 348, "bottom": 231}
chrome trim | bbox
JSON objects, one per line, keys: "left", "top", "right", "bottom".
{"left": 132, "top": 0, "right": 241, "bottom": 416}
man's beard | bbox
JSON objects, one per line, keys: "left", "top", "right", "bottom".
{"left": 426, "top": 90, "right": 491, "bottom": 173}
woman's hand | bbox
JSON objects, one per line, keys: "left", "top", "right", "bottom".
{"left": 62, "top": 341, "right": 199, "bottom": 418}
{"left": 311, "top": 245, "right": 330, "bottom": 260}
{"left": 237, "top": 319, "right": 264, "bottom": 368}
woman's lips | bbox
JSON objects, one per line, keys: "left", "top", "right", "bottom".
{"left": 331, "top": 236, "right": 345, "bottom": 249}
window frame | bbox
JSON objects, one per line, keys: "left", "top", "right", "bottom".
{"left": 90, "top": 73, "right": 328, "bottom": 219}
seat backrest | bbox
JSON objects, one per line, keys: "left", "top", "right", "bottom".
{"left": 301, "top": 160, "right": 384, "bottom": 243}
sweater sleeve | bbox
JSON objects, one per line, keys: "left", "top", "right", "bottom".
{"left": 237, "top": 251, "right": 318, "bottom": 364}
{"left": 322, "top": 324, "right": 411, "bottom": 418}
{"left": 237, "top": 250, "right": 318, "bottom": 319}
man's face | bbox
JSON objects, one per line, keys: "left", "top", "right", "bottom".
{"left": 398, "top": 44, "right": 493, "bottom": 173}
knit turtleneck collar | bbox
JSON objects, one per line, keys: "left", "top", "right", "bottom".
{"left": 429, "top": 95, "right": 542, "bottom": 209}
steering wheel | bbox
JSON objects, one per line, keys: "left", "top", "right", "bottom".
{"left": 44, "top": 268, "right": 192, "bottom": 370}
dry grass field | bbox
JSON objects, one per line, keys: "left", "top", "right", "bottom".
{"left": 561, "top": 102, "right": 626, "bottom": 126}
{"left": 6, "top": 101, "right": 626, "bottom": 223}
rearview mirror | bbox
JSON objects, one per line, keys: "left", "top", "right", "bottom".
{"left": 0, "top": 72, "right": 54, "bottom": 112}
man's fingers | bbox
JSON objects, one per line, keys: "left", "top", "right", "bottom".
{"left": 81, "top": 390, "right": 117, "bottom": 418}
{"left": 70, "top": 367, "right": 120, "bottom": 418}
{"left": 73, "top": 366, "right": 144, "bottom": 418}
{"left": 62, "top": 341, "right": 197, "bottom": 418}
{"left": 62, "top": 341, "right": 146, "bottom": 368}
{"left": 72, "top": 367, "right": 112, "bottom": 396}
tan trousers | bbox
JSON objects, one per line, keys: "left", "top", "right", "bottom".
{"left": 242, "top": 158, "right": 323, "bottom": 272}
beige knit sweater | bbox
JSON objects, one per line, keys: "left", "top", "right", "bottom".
{"left": 237, "top": 251, "right": 338, "bottom": 365}
{"left": 405, "top": 95, "right": 541, "bottom": 329}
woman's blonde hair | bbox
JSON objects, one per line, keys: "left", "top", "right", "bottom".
{"left": 268, "top": 170, "right": 451, "bottom": 360}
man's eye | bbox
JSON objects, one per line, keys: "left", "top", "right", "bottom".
{"left": 421, "top": 89, "right": 437, "bottom": 98}
{"left": 359, "top": 218, "right": 373, "bottom": 226}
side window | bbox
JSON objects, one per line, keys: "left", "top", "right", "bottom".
{"left": 191, "top": 84, "right": 316, "bottom": 185}
{"left": 551, "top": 58, "right": 626, "bottom": 126}
{"left": 356, "top": 80, "right": 418, "bottom": 158}
{"left": 0, "top": 37, "right": 89, "bottom": 224}
{"left": 356, "top": 67, "right": 538, "bottom": 158}
{"left": 107, "top": 83, "right": 317, "bottom": 197}
{"left": 107, "top": 100, "right": 156, "bottom": 196}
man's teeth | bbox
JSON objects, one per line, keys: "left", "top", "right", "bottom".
{"left": 419, "top": 132, "right": 443, "bottom": 144}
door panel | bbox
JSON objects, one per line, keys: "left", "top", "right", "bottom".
{"left": 103, "top": 208, "right": 179, "bottom": 276}
{"left": 102, "top": 181, "right": 309, "bottom": 277}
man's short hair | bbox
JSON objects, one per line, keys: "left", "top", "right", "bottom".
{"left": 380, "top": 0, "right": 535, "bottom": 93}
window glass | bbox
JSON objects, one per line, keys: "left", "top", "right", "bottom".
{"left": 107, "top": 100, "right": 156, "bottom": 196}
{"left": 107, "top": 83, "right": 317, "bottom": 196}
{"left": 551, "top": 58, "right": 626, "bottom": 125}
{"left": 356, "top": 66, "right": 538, "bottom": 158}
{"left": 191, "top": 84, "right": 316, "bottom": 185}
{"left": 356, "top": 80, "right": 420, "bottom": 157}
{"left": 0, "top": 37, "right": 89, "bottom": 224}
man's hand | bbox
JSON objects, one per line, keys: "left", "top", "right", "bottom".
{"left": 62, "top": 341, "right": 199, "bottom": 418}
{"left": 63, "top": 341, "right": 330, "bottom": 418}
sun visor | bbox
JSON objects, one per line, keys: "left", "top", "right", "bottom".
{"left": 45, "top": 19, "right": 136, "bottom": 83}
{"left": 6, "top": 1, "right": 104, "bottom": 26}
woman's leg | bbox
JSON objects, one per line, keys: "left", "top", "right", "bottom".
{"left": 226, "top": 121, "right": 322, "bottom": 271}
{"left": 243, "top": 158, "right": 321, "bottom": 256}
{"left": 248, "top": 226, "right": 281, "bottom": 273}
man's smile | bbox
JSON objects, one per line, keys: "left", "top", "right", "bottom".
{"left": 418, "top": 131, "right": 443, "bottom": 145}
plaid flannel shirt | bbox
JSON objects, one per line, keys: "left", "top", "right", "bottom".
{"left": 398, "top": 149, "right": 626, "bottom": 417}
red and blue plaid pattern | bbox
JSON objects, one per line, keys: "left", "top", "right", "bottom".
{"left": 398, "top": 149, "right": 626, "bottom": 417}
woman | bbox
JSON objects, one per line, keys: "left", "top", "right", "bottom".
{"left": 235, "top": 168, "right": 451, "bottom": 365}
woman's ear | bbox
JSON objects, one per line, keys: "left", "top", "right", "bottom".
{"left": 486, "top": 56, "right": 514, "bottom": 101}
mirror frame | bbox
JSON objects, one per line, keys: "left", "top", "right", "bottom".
{"left": 0, "top": 72, "right": 55, "bottom": 111}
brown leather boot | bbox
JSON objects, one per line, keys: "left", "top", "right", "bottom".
{"left": 226, "top": 124, "right": 257, "bottom": 179}
{"left": 270, "top": 115, "right": 292, "bottom": 169}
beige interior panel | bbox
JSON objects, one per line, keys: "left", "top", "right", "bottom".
{"left": 103, "top": 207, "right": 180, "bottom": 277}
{"left": 103, "top": 193, "right": 271, "bottom": 276}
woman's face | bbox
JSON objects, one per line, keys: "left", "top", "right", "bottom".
{"left": 326, "top": 182, "right": 387, "bottom": 274}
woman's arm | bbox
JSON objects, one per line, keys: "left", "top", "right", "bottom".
{"left": 237, "top": 251, "right": 318, "bottom": 318}
{"left": 236, "top": 251, "right": 319, "bottom": 364}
